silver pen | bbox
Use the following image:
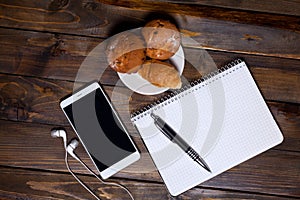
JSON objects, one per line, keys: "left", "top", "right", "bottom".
{"left": 150, "top": 113, "right": 212, "bottom": 173}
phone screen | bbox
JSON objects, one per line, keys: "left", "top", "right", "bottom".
{"left": 63, "top": 87, "right": 136, "bottom": 172}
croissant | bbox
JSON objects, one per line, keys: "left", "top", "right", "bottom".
{"left": 138, "top": 60, "right": 182, "bottom": 89}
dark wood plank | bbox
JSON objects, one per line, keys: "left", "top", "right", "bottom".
{"left": 1, "top": 1, "right": 299, "bottom": 199}
{"left": 1, "top": 28, "right": 300, "bottom": 104}
{"left": 0, "top": 28, "right": 102, "bottom": 81}
{"left": 2, "top": 26, "right": 299, "bottom": 78}
{"left": 203, "top": 150, "right": 300, "bottom": 198}
{"left": 251, "top": 67, "right": 300, "bottom": 104}
{"left": 268, "top": 101, "right": 300, "bottom": 152}
{"left": 2, "top": 27, "right": 300, "bottom": 76}
{"left": 0, "top": 74, "right": 72, "bottom": 125}
{"left": 0, "top": 166, "right": 170, "bottom": 200}
{"left": 0, "top": 74, "right": 299, "bottom": 152}
{"left": 0, "top": 119, "right": 158, "bottom": 180}
{"left": 0, "top": 28, "right": 108, "bottom": 83}
{"left": 1, "top": 1, "right": 300, "bottom": 59}
{"left": 96, "top": 0, "right": 300, "bottom": 31}
{"left": 0, "top": 119, "right": 299, "bottom": 197}
{"left": 141, "top": 0, "right": 300, "bottom": 16}
{"left": 1, "top": 167, "right": 296, "bottom": 200}
{"left": 0, "top": 118, "right": 298, "bottom": 171}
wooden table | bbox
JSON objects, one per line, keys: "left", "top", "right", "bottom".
{"left": 0, "top": 0, "right": 299, "bottom": 199}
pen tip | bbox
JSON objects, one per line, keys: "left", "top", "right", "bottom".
{"left": 196, "top": 157, "right": 212, "bottom": 173}
{"left": 207, "top": 167, "right": 212, "bottom": 173}
{"left": 205, "top": 165, "right": 212, "bottom": 173}
{"left": 204, "top": 167, "right": 212, "bottom": 173}
{"left": 201, "top": 163, "right": 212, "bottom": 173}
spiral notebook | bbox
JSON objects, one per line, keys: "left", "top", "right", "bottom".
{"left": 131, "top": 60, "right": 283, "bottom": 196}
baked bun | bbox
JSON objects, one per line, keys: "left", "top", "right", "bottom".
{"left": 138, "top": 60, "right": 182, "bottom": 89}
{"left": 106, "top": 32, "right": 146, "bottom": 73}
{"left": 142, "top": 19, "right": 181, "bottom": 60}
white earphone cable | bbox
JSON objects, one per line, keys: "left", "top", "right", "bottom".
{"left": 53, "top": 129, "right": 135, "bottom": 200}
{"left": 63, "top": 140, "right": 101, "bottom": 200}
{"left": 75, "top": 155, "right": 134, "bottom": 200}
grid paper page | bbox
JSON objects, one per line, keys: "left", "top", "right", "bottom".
{"left": 131, "top": 61, "right": 283, "bottom": 196}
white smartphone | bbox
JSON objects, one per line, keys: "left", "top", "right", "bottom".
{"left": 60, "top": 82, "right": 140, "bottom": 179}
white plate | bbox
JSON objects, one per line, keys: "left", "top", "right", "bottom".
{"left": 118, "top": 45, "right": 185, "bottom": 95}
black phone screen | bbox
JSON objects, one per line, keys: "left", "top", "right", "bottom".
{"left": 63, "top": 88, "right": 136, "bottom": 171}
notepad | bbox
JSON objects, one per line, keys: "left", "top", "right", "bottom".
{"left": 131, "top": 60, "right": 283, "bottom": 196}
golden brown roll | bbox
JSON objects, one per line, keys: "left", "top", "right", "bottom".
{"left": 138, "top": 60, "right": 182, "bottom": 89}
{"left": 106, "top": 32, "right": 146, "bottom": 73}
{"left": 142, "top": 19, "right": 181, "bottom": 60}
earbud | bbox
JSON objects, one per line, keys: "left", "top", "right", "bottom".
{"left": 50, "top": 128, "right": 133, "bottom": 199}
{"left": 67, "top": 139, "right": 80, "bottom": 161}
{"left": 51, "top": 129, "right": 67, "bottom": 146}
{"left": 51, "top": 129, "right": 80, "bottom": 161}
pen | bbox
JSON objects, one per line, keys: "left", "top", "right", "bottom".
{"left": 150, "top": 113, "right": 212, "bottom": 173}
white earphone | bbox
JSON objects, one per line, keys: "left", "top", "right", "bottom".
{"left": 51, "top": 129, "right": 67, "bottom": 145}
{"left": 66, "top": 139, "right": 80, "bottom": 161}
{"left": 51, "top": 129, "right": 80, "bottom": 161}
{"left": 51, "top": 129, "right": 134, "bottom": 200}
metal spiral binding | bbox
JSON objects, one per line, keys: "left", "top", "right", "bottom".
{"left": 131, "top": 59, "right": 243, "bottom": 121}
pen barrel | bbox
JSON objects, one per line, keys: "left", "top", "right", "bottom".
{"left": 152, "top": 114, "right": 211, "bottom": 172}
{"left": 155, "top": 117, "right": 190, "bottom": 152}
{"left": 172, "top": 134, "right": 191, "bottom": 152}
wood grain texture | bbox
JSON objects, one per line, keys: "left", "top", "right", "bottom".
{"left": 0, "top": 28, "right": 300, "bottom": 104}
{"left": 268, "top": 102, "right": 300, "bottom": 152}
{"left": 143, "top": 0, "right": 300, "bottom": 16}
{"left": 1, "top": 1, "right": 300, "bottom": 59}
{"left": 0, "top": 119, "right": 157, "bottom": 179}
{"left": 0, "top": 74, "right": 72, "bottom": 124}
{"left": 1, "top": 27, "right": 300, "bottom": 77}
{"left": 0, "top": 74, "right": 299, "bottom": 147}
{"left": 0, "top": 28, "right": 103, "bottom": 81}
{"left": 0, "top": 117, "right": 298, "bottom": 171}
{"left": 97, "top": 0, "right": 300, "bottom": 31}
{"left": 1, "top": 167, "right": 296, "bottom": 200}
{"left": 0, "top": 119, "right": 299, "bottom": 197}
{"left": 250, "top": 67, "right": 300, "bottom": 104}
{"left": 0, "top": 0, "right": 300, "bottom": 198}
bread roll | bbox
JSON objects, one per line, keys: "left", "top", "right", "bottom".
{"left": 142, "top": 19, "right": 181, "bottom": 60}
{"left": 106, "top": 32, "right": 146, "bottom": 73}
{"left": 138, "top": 60, "right": 182, "bottom": 89}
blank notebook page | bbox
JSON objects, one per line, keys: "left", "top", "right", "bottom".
{"left": 131, "top": 61, "right": 283, "bottom": 196}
